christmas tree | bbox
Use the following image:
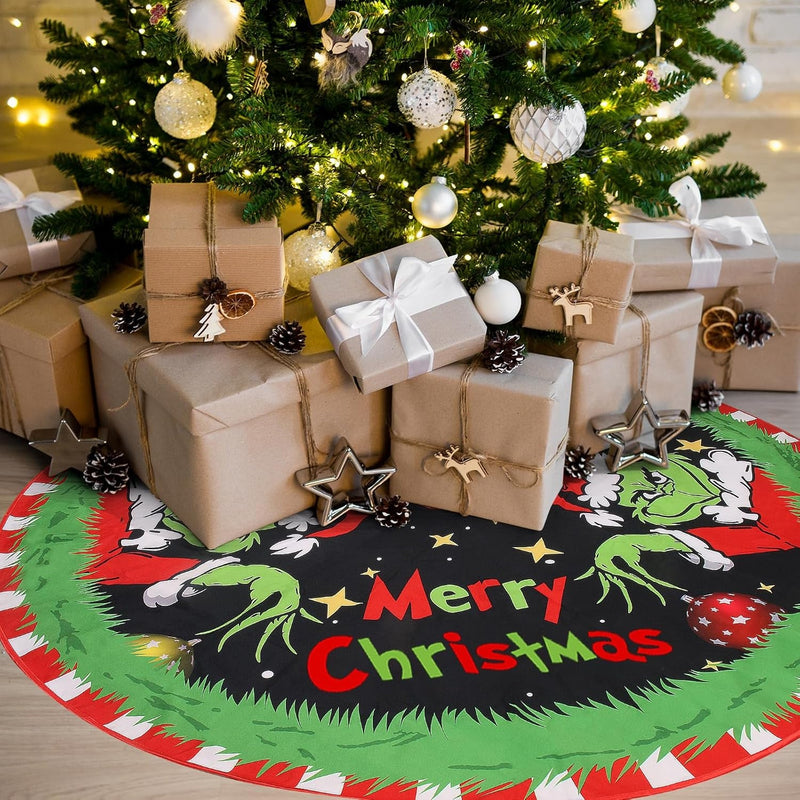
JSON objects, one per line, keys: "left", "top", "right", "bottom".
{"left": 35, "top": 0, "right": 765, "bottom": 297}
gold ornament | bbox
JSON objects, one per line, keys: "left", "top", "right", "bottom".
{"left": 305, "top": 0, "right": 335, "bottom": 24}
{"left": 154, "top": 71, "right": 217, "bottom": 140}
{"left": 29, "top": 409, "right": 107, "bottom": 477}
{"left": 252, "top": 59, "right": 270, "bottom": 96}
{"left": 128, "top": 634, "right": 196, "bottom": 678}
{"left": 284, "top": 222, "right": 342, "bottom": 291}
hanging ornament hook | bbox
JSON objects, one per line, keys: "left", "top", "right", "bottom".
{"left": 542, "top": 40, "right": 547, "bottom": 73}
{"left": 655, "top": 25, "right": 662, "bottom": 58}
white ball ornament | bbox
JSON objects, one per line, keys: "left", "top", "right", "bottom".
{"left": 510, "top": 100, "right": 586, "bottom": 164}
{"left": 397, "top": 67, "right": 458, "bottom": 129}
{"left": 285, "top": 223, "right": 343, "bottom": 291}
{"left": 722, "top": 63, "right": 763, "bottom": 103}
{"left": 154, "top": 71, "right": 217, "bottom": 139}
{"left": 640, "top": 57, "right": 691, "bottom": 121}
{"left": 613, "top": 0, "right": 657, "bottom": 33}
{"left": 473, "top": 272, "right": 522, "bottom": 326}
{"left": 175, "top": 0, "right": 244, "bottom": 59}
{"left": 411, "top": 177, "right": 458, "bottom": 229}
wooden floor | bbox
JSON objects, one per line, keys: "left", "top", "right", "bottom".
{"left": 1, "top": 116, "right": 799, "bottom": 798}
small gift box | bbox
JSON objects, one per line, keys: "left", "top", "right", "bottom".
{"left": 694, "top": 234, "right": 800, "bottom": 392}
{"left": 310, "top": 236, "right": 487, "bottom": 394}
{"left": 0, "top": 165, "right": 95, "bottom": 277}
{"left": 529, "top": 290, "right": 703, "bottom": 451}
{"left": 0, "top": 266, "right": 142, "bottom": 437}
{"left": 390, "top": 354, "right": 573, "bottom": 531}
{"left": 80, "top": 286, "right": 389, "bottom": 549}
{"left": 143, "top": 182, "right": 286, "bottom": 343}
{"left": 616, "top": 177, "right": 778, "bottom": 292}
{"left": 523, "top": 221, "right": 635, "bottom": 344}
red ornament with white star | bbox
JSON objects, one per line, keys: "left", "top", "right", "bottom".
{"left": 685, "top": 592, "right": 785, "bottom": 650}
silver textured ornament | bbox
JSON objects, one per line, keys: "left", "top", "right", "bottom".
{"left": 640, "top": 57, "right": 691, "bottom": 121}
{"left": 397, "top": 67, "right": 457, "bottom": 129}
{"left": 411, "top": 176, "right": 458, "bottom": 229}
{"left": 154, "top": 71, "right": 216, "bottom": 139}
{"left": 285, "top": 223, "right": 343, "bottom": 291}
{"left": 509, "top": 100, "right": 586, "bottom": 164}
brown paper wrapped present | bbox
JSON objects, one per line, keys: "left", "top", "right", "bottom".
{"left": 310, "top": 236, "right": 487, "bottom": 394}
{"left": 143, "top": 182, "right": 286, "bottom": 343}
{"left": 523, "top": 221, "right": 635, "bottom": 344}
{"left": 0, "top": 165, "right": 95, "bottom": 277}
{"left": 529, "top": 291, "right": 703, "bottom": 451}
{"left": 390, "top": 355, "right": 572, "bottom": 531}
{"left": 0, "top": 266, "right": 142, "bottom": 437}
{"left": 80, "top": 286, "right": 389, "bottom": 549}
{"left": 694, "top": 234, "right": 800, "bottom": 392}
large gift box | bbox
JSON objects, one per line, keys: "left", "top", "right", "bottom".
{"left": 143, "top": 182, "right": 286, "bottom": 343}
{"left": 694, "top": 234, "right": 800, "bottom": 392}
{"left": 1, "top": 165, "right": 95, "bottom": 277}
{"left": 523, "top": 221, "right": 635, "bottom": 344}
{"left": 529, "top": 291, "right": 703, "bottom": 451}
{"left": 0, "top": 266, "right": 142, "bottom": 437}
{"left": 80, "top": 287, "right": 389, "bottom": 548}
{"left": 310, "top": 236, "right": 487, "bottom": 394}
{"left": 616, "top": 177, "right": 777, "bottom": 292}
{"left": 390, "top": 355, "right": 572, "bottom": 531}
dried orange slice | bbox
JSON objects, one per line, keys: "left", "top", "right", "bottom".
{"left": 701, "top": 305, "right": 737, "bottom": 328}
{"left": 702, "top": 321, "right": 737, "bottom": 353}
{"left": 219, "top": 290, "right": 256, "bottom": 319}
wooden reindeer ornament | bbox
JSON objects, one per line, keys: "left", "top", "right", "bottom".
{"left": 434, "top": 444, "right": 487, "bottom": 484}
{"left": 548, "top": 282, "right": 594, "bottom": 327}
{"left": 318, "top": 12, "right": 373, "bottom": 89}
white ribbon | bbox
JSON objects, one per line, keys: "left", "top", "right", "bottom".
{"left": 325, "top": 252, "right": 462, "bottom": 379}
{"left": 616, "top": 176, "right": 771, "bottom": 289}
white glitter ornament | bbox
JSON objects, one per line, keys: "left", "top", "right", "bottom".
{"left": 286, "top": 223, "right": 343, "bottom": 291}
{"left": 613, "top": 0, "right": 657, "bottom": 33}
{"left": 175, "top": 0, "right": 244, "bottom": 59}
{"left": 397, "top": 67, "right": 457, "bottom": 129}
{"left": 411, "top": 177, "right": 458, "bottom": 229}
{"left": 473, "top": 272, "right": 522, "bottom": 325}
{"left": 154, "top": 71, "right": 216, "bottom": 139}
{"left": 640, "top": 57, "right": 691, "bottom": 121}
{"left": 722, "top": 63, "right": 763, "bottom": 103}
{"left": 510, "top": 100, "right": 586, "bottom": 164}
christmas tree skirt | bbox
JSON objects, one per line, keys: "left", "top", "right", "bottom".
{"left": 2, "top": 406, "right": 800, "bottom": 799}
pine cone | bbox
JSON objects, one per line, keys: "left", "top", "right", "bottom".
{"left": 375, "top": 495, "right": 411, "bottom": 528}
{"left": 734, "top": 310, "right": 773, "bottom": 349}
{"left": 199, "top": 277, "right": 229, "bottom": 304}
{"left": 268, "top": 320, "right": 306, "bottom": 354}
{"left": 692, "top": 380, "right": 725, "bottom": 412}
{"left": 111, "top": 301, "right": 148, "bottom": 334}
{"left": 564, "top": 445, "right": 596, "bottom": 480}
{"left": 83, "top": 445, "right": 130, "bottom": 494}
{"left": 482, "top": 330, "right": 526, "bottom": 374}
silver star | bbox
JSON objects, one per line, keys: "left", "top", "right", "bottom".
{"left": 296, "top": 437, "right": 395, "bottom": 526}
{"left": 28, "top": 409, "right": 107, "bottom": 477}
{"left": 591, "top": 390, "right": 689, "bottom": 472}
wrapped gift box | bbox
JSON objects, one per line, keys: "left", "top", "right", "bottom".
{"left": 523, "top": 221, "right": 635, "bottom": 344}
{"left": 390, "top": 354, "right": 572, "bottom": 531}
{"left": 0, "top": 267, "right": 142, "bottom": 437}
{"left": 143, "top": 182, "right": 286, "bottom": 343}
{"left": 529, "top": 291, "right": 703, "bottom": 451}
{"left": 310, "top": 236, "right": 487, "bottom": 394}
{"left": 694, "top": 234, "right": 800, "bottom": 392}
{"left": 0, "top": 165, "right": 95, "bottom": 277}
{"left": 80, "top": 287, "right": 389, "bottom": 549}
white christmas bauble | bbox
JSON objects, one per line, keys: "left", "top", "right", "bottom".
{"left": 473, "top": 272, "right": 522, "bottom": 325}
{"left": 154, "top": 71, "right": 217, "bottom": 139}
{"left": 722, "top": 63, "right": 763, "bottom": 103}
{"left": 411, "top": 177, "right": 458, "bottom": 229}
{"left": 285, "top": 223, "right": 342, "bottom": 291}
{"left": 175, "top": 0, "right": 244, "bottom": 59}
{"left": 397, "top": 67, "right": 458, "bottom": 129}
{"left": 510, "top": 100, "right": 586, "bottom": 164}
{"left": 613, "top": 0, "right": 657, "bottom": 33}
{"left": 640, "top": 57, "right": 691, "bottom": 121}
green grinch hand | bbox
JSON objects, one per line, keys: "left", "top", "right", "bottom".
{"left": 577, "top": 532, "right": 694, "bottom": 612}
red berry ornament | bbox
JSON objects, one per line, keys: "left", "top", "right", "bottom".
{"left": 686, "top": 592, "right": 785, "bottom": 650}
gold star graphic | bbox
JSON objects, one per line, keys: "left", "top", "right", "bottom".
{"left": 430, "top": 533, "right": 457, "bottom": 548}
{"left": 702, "top": 660, "right": 723, "bottom": 671}
{"left": 310, "top": 588, "right": 362, "bottom": 619}
{"left": 676, "top": 439, "right": 710, "bottom": 453}
{"left": 758, "top": 583, "right": 775, "bottom": 593}
{"left": 514, "top": 538, "right": 563, "bottom": 563}
{"left": 361, "top": 567, "right": 380, "bottom": 579}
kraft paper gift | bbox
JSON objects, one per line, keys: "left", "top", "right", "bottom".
{"left": 523, "top": 221, "right": 635, "bottom": 344}
{"left": 616, "top": 177, "right": 777, "bottom": 292}
{"left": 0, "top": 165, "right": 95, "bottom": 277}
{"left": 0, "top": 266, "right": 142, "bottom": 438}
{"left": 80, "top": 286, "right": 389, "bottom": 549}
{"left": 694, "top": 234, "right": 800, "bottom": 392}
{"left": 310, "top": 236, "right": 487, "bottom": 394}
{"left": 390, "top": 354, "right": 572, "bottom": 531}
{"left": 529, "top": 291, "right": 703, "bottom": 451}
{"left": 143, "top": 182, "right": 286, "bottom": 343}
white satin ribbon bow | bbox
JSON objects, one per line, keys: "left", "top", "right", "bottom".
{"left": 0, "top": 175, "right": 81, "bottom": 217}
